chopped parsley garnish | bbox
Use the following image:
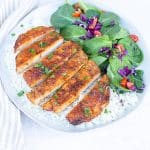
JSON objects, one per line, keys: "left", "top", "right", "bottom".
{"left": 83, "top": 107, "right": 92, "bottom": 117}
{"left": 29, "top": 48, "right": 36, "bottom": 54}
{"left": 54, "top": 94, "right": 58, "bottom": 99}
{"left": 17, "top": 90, "right": 24, "bottom": 97}
{"left": 99, "top": 87, "right": 104, "bottom": 93}
{"left": 39, "top": 42, "right": 48, "bottom": 48}
{"left": 83, "top": 76, "right": 89, "bottom": 80}
{"left": 34, "top": 63, "right": 43, "bottom": 68}
{"left": 48, "top": 53, "right": 53, "bottom": 59}
{"left": 11, "top": 33, "right": 15, "bottom": 36}
{"left": 34, "top": 63, "right": 52, "bottom": 75}
{"left": 44, "top": 67, "right": 52, "bottom": 75}
{"left": 104, "top": 109, "right": 111, "bottom": 114}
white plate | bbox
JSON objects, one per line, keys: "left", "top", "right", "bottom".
{"left": 0, "top": 0, "right": 148, "bottom": 132}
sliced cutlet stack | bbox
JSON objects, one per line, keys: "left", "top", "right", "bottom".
{"left": 23, "top": 41, "right": 81, "bottom": 87}
{"left": 26, "top": 50, "right": 88, "bottom": 105}
{"left": 16, "top": 30, "right": 63, "bottom": 73}
{"left": 14, "top": 26, "right": 55, "bottom": 54}
{"left": 66, "top": 75, "right": 110, "bottom": 125}
{"left": 43, "top": 60, "right": 100, "bottom": 113}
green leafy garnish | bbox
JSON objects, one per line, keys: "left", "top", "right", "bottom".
{"left": 54, "top": 94, "right": 59, "bottom": 99}
{"left": 29, "top": 48, "right": 36, "bottom": 54}
{"left": 83, "top": 107, "right": 92, "bottom": 117}
{"left": 60, "top": 25, "right": 86, "bottom": 41}
{"left": 48, "top": 53, "right": 53, "bottom": 59}
{"left": 51, "top": 4, "right": 75, "bottom": 29}
{"left": 104, "top": 109, "right": 111, "bottom": 114}
{"left": 11, "top": 33, "right": 16, "bottom": 36}
{"left": 39, "top": 42, "right": 48, "bottom": 48}
{"left": 17, "top": 90, "right": 24, "bottom": 97}
{"left": 83, "top": 35, "right": 112, "bottom": 55}
{"left": 34, "top": 63, "right": 52, "bottom": 75}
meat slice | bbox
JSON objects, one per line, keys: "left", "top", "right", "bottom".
{"left": 23, "top": 41, "right": 81, "bottom": 87}
{"left": 43, "top": 60, "right": 100, "bottom": 113}
{"left": 16, "top": 31, "right": 63, "bottom": 73}
{"left": 26, "top": 50, "right": 88, "bottom": 105}
{"left": 14, "top": 26, "right": 55, "bottom": 54}
{"left": 66, "top": 75, "right": 110, "bottom": 125}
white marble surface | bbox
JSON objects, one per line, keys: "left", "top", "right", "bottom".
{"left": 21, "top": 0, "right": 150, "bottom": 150}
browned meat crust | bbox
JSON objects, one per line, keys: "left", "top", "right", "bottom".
{"left": 23, "top": 41, "right": 81, "bottom": 87}
{"left": 14, "top": 26, "right": 55, "bottom": 53}
{"left": 26, "top": 50, "right": 88, "bottom": 105}
{"left": 43, "top": 60, "right": 100, "bottom": 113}
{"left": 66, "top": 75, "right": 110, "bottom": 125}
{"left": 16, "top": 31, "right": 63, "bottom": 73}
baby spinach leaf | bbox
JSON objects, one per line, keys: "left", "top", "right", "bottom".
{"left": 90, "top": 55, "right": 107, "bottom": 66}
{"left": 99, "top": 12, "right": 120, "bottom": 26}
{"left": 107, "top": 65, "right": 130, "bottom": 93}
{"left": 129, "top": 70, "right": 144, "bottom": 93}
{"left": 111, "top": 27, "right": 129, "bottom": 40}
{"left": 101, "top": 24, "right": 121, "bottom": 40}
{"left": 60, "top": 25, "right": 86, "bottom": 40}
{"left": 85, "top": 9, "right": 100, "bottom": 18}
{"left": 118, "top": 37, "right": 143, "bottom": 67}
{"left": 78, "top": 0, "right": 100, "bottom": 12}
{"left": 109, "top": 55, "right": 132, "bottom": 75}
{"left": 83, "top": 35, "right": 112, "bottom": 55}
{"left": 50, "top": 4, "right": 75, "bottom": 29}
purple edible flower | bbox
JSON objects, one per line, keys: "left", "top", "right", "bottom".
{"left": 95, "top": 22, "right": 102, "bottom": 30}
{"left": 99, "top": 47, "right": 112, "bottom": 58}
{"left": 86, "top": 30, "right": 94, "bottom": 38}
{"left": 80, "top": 14, "right": 87, "bottom": 22}
{"left": 118, "top": 66, "right": 134, "bottom": 77}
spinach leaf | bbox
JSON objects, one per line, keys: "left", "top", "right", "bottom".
{"left": 78, "top": 0, "right": 100, "bottom": 12}
{"left": 109, "top": 55, "right": 132, "bottom": 75}
{"left": 111, "top": 27, "right": 129, "bottom": 40}
{"left": 129, "top": 70, "right": 144, "bottom": 93}
{"left": 60, "top": 25, "right": 86, "bottom": 41}
{"left": 83, "top": 35, "right": 112, "bottom": 55}
{"left": 107, "top": 65, "right": 130, "bottom": 93}
{"left": 101, "top": 23, "right": 121, "bottom": 40}
{"left": 90, "top": 55, "right": 107, "bottom": 66}
{"left": 118, "top": 37, "right": 143, "bottom": 67}
{"left": 85, "top": 9, "right": 100, "bottom": 18}
{"left": 50, "top": 4, "right": 75, "bottom": 29}
{"left": 99, "top": 12, "right": 120, "bottom": 26}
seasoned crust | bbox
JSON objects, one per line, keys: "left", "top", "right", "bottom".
{"left": 14, "top": 26, "right": 55, "bottom": 53}
{"left": 23, "top": 41, "right": 81, "bottom": 87}
{"left": 43, "top": 60, "right": 100, "bottom": 113}
{"left": 66, "top": 75, "right": 110, "bottom": 125}
{"left": 16, "top": 31, "right": 63, "bottom": 73}
{"left": 26, "top": 50, "right": 88, "bottom": 105}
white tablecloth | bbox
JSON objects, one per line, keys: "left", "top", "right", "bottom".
{"left": 1, "top": 0, "right": 150, "bottom": 150}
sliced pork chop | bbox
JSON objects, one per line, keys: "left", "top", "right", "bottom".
{"left": 14, "top": 26, "right": 55, "bottom": 54}
{"left": 66, "top": 75, "right": 110, "bottom": 125}
{"left": 16, "top": 31, "right": 63, "bottom": 73}
{"left": 23, "top": 41, "right": 81, "bottom": 87}
{"left": 43, "top": 60, "right": 100, "bottom": 113}
{"left": 26, "top": 50, "right": 88, "bottom": 105}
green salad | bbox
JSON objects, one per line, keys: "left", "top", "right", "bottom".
{"left": 50, "top": 0, "right": 145, "bottom": 93}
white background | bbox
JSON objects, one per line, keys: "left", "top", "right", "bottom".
{"left": 21, "top": 0, "right": 150, "bottom": 150}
